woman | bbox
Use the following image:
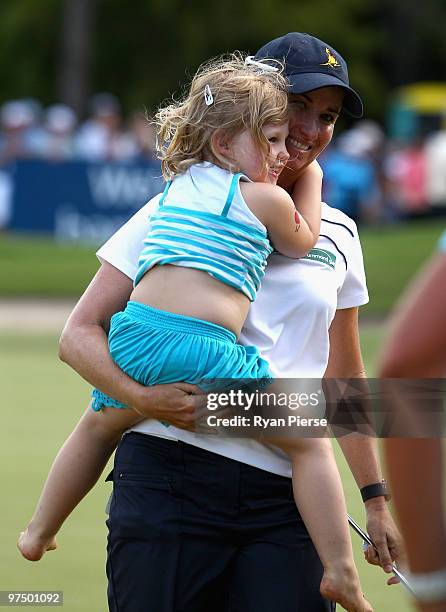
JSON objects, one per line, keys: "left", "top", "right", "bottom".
{"left": 59, "top": 33, "right": 403, "bottom": 611}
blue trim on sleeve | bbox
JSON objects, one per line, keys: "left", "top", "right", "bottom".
{"left": 158, "top": 180, "right": 172, "bottom": 206}
{"left": 221, "top": 173, "right": 243, "bottom": 217}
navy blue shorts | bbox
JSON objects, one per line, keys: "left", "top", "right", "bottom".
{"left": 106, "top": 433, "right": 335, "bottom": 611}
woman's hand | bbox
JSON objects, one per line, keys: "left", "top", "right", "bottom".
{"left": 132, "top": 382, "right": 206, "bottom": 430}
{"left": 364, "top": 498, "right": 407, "bottom": 585}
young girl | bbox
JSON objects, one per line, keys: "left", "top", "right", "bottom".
{"left": 19, "top": 55, "right": 371, "bottom": 611}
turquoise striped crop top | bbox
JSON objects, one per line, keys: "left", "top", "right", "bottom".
{"left": 134, "top": 163, "right": 273, "bottom": 301}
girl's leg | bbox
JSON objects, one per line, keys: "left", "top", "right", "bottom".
{"left": 18, "top": 403, "right": 142, "bottom": 561}
{"left": 274, "top": 436, "right": 373, "bottom": 612}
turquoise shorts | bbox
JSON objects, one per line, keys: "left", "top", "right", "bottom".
{"left": 91, "top": 301, "right": 272, "bottom": 411}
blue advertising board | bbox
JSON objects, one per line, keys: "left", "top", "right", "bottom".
{"left": 9, "top": 159, "right": 164, "bottom": 243}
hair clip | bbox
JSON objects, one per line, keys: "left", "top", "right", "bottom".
{"left": 204, "top": 85, "right": 214, "bottom": 106}
{"left": 244, "top": 56, "right": 279, "bottom": 73}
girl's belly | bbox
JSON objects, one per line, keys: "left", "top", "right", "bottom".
{"left": 130, "top": 264, "right": 250, "bottom": 337}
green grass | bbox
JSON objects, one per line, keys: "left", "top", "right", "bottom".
{"left": 0, "top": 235, "right": 98, "bottom": 297}
{"left": 0, "top": 332, "right": 110, "bottom": 611}
{"left": 1, "top": 326, "right": 413, "bottom": 612}
{"left": 360, "top": 219, "right": 445, "bottom": 315}
{"left": 1, "top": 219, "right": 445, "bottom": 313}
{"left": 359, "top": 320, "right": 387, "bottom": 373}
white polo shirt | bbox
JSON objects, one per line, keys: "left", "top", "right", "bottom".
{"left": 97, "top": 198, "right": 369, "bottom": 477}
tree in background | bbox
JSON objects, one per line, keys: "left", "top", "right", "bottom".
{"left": 380, "top": 0, "right": 446, "bottom": 88}
{"left": 0, "top": 0, "right": 444, "bottom": 122}
{"left": 57, "top": 0, "right": 97, "bottom": 117}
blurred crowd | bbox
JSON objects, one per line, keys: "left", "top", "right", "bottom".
{"left": 1, "top": 93, "right": 446, "bottom": 229}
{"left": 320, "top": 119, "right": 446, "bottom": 224}
{"left": 0, "top": 93, "right": 159, "bottom": 228}
{"left": 0, "top": 93, "right": 158, "bottom": 166}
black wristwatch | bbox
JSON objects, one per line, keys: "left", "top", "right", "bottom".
{"left": 360, "top": 479, "right": 391, "bottom": 503}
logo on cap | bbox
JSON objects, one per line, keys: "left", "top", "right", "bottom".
{"left": 320, "top": 48, "right": 340, "bottom": 69}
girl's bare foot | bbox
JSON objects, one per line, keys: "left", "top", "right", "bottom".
{"left": 320, "top": 564, "right": 373, "bottom": 611}
{"left": 17, "top": 527, "right": 57, "bottom": 561}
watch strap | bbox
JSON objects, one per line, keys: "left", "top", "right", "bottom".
{"left": 360, "top": 480, "right": 391, "bottom": 503}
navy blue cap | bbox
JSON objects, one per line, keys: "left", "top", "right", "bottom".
{"left": 255, "top": 32, "right": 363, "bottom": 118}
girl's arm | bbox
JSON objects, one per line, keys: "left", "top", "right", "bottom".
{"left": 242, "top": 162, "right": 321, "bottom": 258}
{"left": 290, "top": 160, "right": 322, "bottom": 245}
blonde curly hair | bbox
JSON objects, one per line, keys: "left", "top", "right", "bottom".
{"left": 155, "top": 53, "right": 289, "bottom": 180}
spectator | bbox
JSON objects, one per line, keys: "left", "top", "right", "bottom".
{"left": 321, "top": 127, "right": 381, "bottom": 223}
{"left": 74, "top": 93, "right": 137, "bottom": 162}
{"left": 0, "top": 100, "right": 37, "bottom": 164}
{"left": 424, "top": 130, "right": 446, "bottom": 209}
{"left": 43, "top": 104, "right": 77, "bottom": 161}
{"left": 0, "top": 98, "right": 46, "bottom": 229}
{"left": 384, "top": 138, "right": 429, "bottom": 219}
{"left": 0, "top": 168, "right": 12, "bottom": 229}
{"left": 128, "top": 111, "right": 158, "bottom": 164}
{"left": 379, "top": 233, "right": 446, "bottom": 611}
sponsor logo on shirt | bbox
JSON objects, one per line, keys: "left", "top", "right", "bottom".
{"left": 302, "top": 248, "right": 336, "bottom": 269}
